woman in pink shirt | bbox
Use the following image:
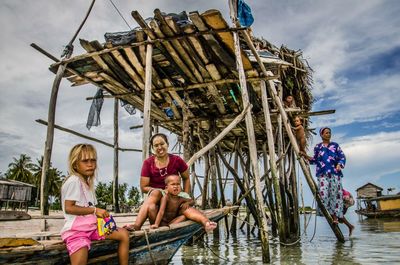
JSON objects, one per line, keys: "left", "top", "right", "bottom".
{"left": 126, "top": 133, "right": 191, "bottom": 231}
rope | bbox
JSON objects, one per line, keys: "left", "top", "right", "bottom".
{"left": 200, "top": 238, "right": 231, "bottom": 262}
{"left": 143, "top": 229, "right": 156, "bottom": 265}
{"left": 108, "top": 0, "right": 132, "bottom": 30}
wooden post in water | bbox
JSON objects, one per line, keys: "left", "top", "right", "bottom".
{"left": 229, "top": 1, "right": 270, "bottom": 260}
{"left": 259, "top": 80, "right": 285, "bottom": 239}
{"left": 40, "top": 63, "right": 66, "bottom": 215}
{"left": 277, "top": 83, "right": 290, "bottom": 240}
{"left": 230, "top": 148, "right": 239, "bottom": 233}
{"left": 262, "top": 142, "right": 278, "bottom": 237}
{"left": 142, "top": 42, "right": 153, "bottom": 161}
{"left": 113, "top": 98, "right": 120, "bottom": 213}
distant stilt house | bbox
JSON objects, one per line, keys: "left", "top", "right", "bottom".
{"left": 356, "top": 182, "right": 383, "bottom": 211}
{"left": 356, "top": 182, "right": 400, "bottom": 218}
{"left": 0, "top": 178, "right": 36, "bottom": 212}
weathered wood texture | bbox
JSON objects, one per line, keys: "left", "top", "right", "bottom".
{"left": 50, "top": 8, "right": 313, "bottom": 155}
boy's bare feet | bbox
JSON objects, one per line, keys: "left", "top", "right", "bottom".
{"left": 349, "top": 225, "right": 354, "bottom": 236}
{"left": 123, "top": 224, "right": 139, "bottom": 232}
{"left": 332, "top": 216, "right": 339, "bottom": 224}
{"left": 204, "top": 221, "right": 217, "bottom": 233}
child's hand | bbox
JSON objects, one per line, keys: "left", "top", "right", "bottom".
{"left": 150, "top": 224, "right": 159, "bottom": 229}
{"left": 95, "top": 208, "right": 109, "bottom": 218}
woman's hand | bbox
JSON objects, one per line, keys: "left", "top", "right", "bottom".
{"left": 95, "top": 207, "right": 109, "bottom": 218}
{"left": 150, "top": 224, "right": 159, "bottom": 229}
{"left": 336, "top": 164, "right": 342, "bottom": 172}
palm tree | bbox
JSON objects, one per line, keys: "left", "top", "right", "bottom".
{"left": 6, "top": 154, "right": 35, "bottom": 184}
{"left": 31, "top": 156, "right": 64, "bottom": 209}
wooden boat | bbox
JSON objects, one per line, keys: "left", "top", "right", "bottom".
{"left": 0, "top": 207, "right": 233, "bottom": 264}
{"left": 356, "top": 194, "right": 400, "bottom": 218}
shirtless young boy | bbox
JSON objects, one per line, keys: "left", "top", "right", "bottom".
{"left": 150, "top": 175, "right": 217, "bottom": 232}
{"left": 293, "top": 116, "right": 307, "bottom": 156}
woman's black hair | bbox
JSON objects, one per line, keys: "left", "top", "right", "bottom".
{"left": 150, "top": 133, "right": 169, "bottom": 146}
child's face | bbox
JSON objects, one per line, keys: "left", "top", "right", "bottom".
{"left": 286, "top": 96, "right": 293, "bottom": 103}
{"left": 76, "top": 151, "right": 97, "bottom": 177}
{"left": 166, "top": 176, "right": 182, "bottom": 195}
{"left": 294, "top": 117, "right": 302, "bottom": 126}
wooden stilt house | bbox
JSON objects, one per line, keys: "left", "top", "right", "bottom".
{"left": 33, "top": 3, "right": 345, "bottom": 262}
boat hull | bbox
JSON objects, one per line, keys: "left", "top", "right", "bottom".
{"left": 0, "top": 207, "right": 232, "bottom": 264}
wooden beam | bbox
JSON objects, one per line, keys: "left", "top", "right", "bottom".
{"left": 187, "top": 104, "right": 250, "bottom": 167}
{"left": 36, "top": 119, "right": 141, "bottom": 152}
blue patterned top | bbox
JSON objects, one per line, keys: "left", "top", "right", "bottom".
{"left": 309, "top": 142, "right": 346, "bottom": 178}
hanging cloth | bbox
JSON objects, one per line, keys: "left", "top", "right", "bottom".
{"left": 237, "top": 0, "right": 254, "bottom": 27}
{"left": 86, "top": 89, "right": 104, "bottom": 130}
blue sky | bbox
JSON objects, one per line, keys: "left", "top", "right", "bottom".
{"left": 0, "top": 0, "right": 399, "bottom": 205}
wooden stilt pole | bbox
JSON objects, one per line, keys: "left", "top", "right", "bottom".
{"left": 214, "top": 152, "right": 229, "bottom": 234}
{"left": 113, "top": 98, "right": 120, "bottom": 213}
{"left": 142, "top": 42, "right": 153, "bottom": 161}
{"left": 230, "top": 148, "right": 239, "bottom": 233}
{"left": 229, "top": 1, "right": 270, "bottom": 260}
{"left": 199, "top": 136, "right": 209, "bottom": 210}
{"left": 259, "top": 80, "right": 285, "bottom": 239}
{"left": 40, "top": 63, "right": 66, "bottom": 215}
{"left": 262, "top": 142, "right": 278, "bottom": 237}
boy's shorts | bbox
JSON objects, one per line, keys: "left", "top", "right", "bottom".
{"left": 63, "top": 229, "right": 105, "bottom": 255}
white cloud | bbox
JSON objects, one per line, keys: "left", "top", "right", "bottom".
{"left": 1, "top": 0, "right": 399, "bottom": 200}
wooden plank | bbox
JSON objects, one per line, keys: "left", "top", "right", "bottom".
{"left": 154, "top": 9, "right": 204, "bottom": 83}
{"left": 189, "top": 11, "right": 236, "bottom": 70}
{"left": 166, "top": 17, "right": 210, "bottom": 78}
{"left": 131, "top": 11, "right": 194, "bottom": 84}
{"left": 148, "top": 19, "right": 197, "bottom": 84}
{"left": 90, "top": 40, "right": 136, "bottom": 90}
{"left": 109, "top": 47, "right": 145, "bottom": 90}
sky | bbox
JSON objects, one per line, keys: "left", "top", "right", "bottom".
{"left": 0, "top": 0, "right": 399, "bottom": 205}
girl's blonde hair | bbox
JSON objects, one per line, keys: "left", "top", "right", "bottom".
{"left": 67, "top": 143, "right": 97, "bottom": 190}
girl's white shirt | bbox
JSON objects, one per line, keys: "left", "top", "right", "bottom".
{"left": 60, "top": 175, "right": 97, "bottom": 234}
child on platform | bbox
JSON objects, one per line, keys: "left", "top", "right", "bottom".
{"left": 293, "top": 116, "right": 307, "bottom": 156}
{"left": 339, "top": 188, "right": 355, "bottom": 236}
{"left": 61, "top": 144, "right": 129, "bottom": 265}
{"left": 150, "top": 174, "right": 217, "bottom": 232}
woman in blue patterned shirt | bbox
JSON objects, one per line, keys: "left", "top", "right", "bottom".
{"left": 305, "top": 127, "right": 346, "bottom": 224}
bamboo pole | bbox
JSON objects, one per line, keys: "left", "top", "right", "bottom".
{"left": 187, "top": 104, "right": 250, "bottom": 167}
{"left": 142, "top": 42, "right": 153, "bottom": 161}
{"left": 240, "top": 29, "right": 345, "bottom": 242}
{"left": 113, "top": 98, "right": 120, "bottom": 213}
{"left": 36, "top": 119, "right": 141, "bottom": 152}
{"left": 229, "top": 1, "right": 270, "bottom": 260}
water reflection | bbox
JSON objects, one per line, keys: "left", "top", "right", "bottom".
{"left": 171, "top": 212, "right": 400, "bottom": 264}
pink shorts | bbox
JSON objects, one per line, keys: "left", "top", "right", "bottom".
{"left": 63, "top": 229, "right": 105, "bottom": 255}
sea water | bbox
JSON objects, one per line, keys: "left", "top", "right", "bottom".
{"left": 171, "top": 211, "right": 400, "bottom": 264}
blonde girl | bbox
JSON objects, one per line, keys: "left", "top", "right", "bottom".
{"left": 61, "top": 144, "right": 129, "bottom": 265}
